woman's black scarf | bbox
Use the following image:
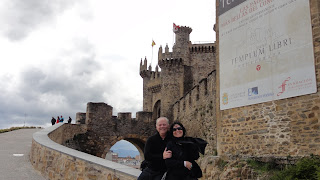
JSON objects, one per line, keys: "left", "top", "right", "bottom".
{"left": 170, "top": 137, "right": 208, "bottom": 178}
{"left": 172, "top": 136, "right": 208, "bottom": 156}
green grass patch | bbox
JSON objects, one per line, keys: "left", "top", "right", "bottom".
{"left": 246, "top": 159, "right": 277, "bottom": 173}
{"left": 246, "top": 155, "right": 320, "bottom": 180}
{"left": 0, "top": 126, "right": 40, "bottom": 134}
{"left": 269, "top": 155, "right": 320, "bottom": 180}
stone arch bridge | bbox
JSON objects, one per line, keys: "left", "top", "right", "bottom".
{"left": 66, "top": 102, "right": 157, "bottom": 160}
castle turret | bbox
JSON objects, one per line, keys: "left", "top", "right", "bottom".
{"left": 158, "top": 58, "right": 185, "bottom": 121}
{"left": 172, "top": 26, "right": 192, "bottom": 60}
{"left": 174, "top": 26, "right": 192, "bottom": 47}
{"left": 139, "top": 57, "right": 152, "bottom": 112}
{"left": 139, "top": 57, "right": 162, "bottom": 113}
{"left": 158, "top": 46, "right": 163, "bottom": 60}
{"left": 144, "top": 24, "right": 214, "bottom": 121}
{"left": 165, "top": 44, "right": 169, "bottom": 53}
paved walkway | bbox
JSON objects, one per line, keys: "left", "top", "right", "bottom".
{"left": 0, "top": 128, "right": 45, "bottom": 180}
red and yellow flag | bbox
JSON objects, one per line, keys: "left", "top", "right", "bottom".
{"left": 152, "top": 40, "right": 156, "bottom": 47}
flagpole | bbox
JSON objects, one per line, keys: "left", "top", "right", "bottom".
{"left": 151, "top": 45, "right": 153, "bottom": 68}
{"left": 172, "top": 27, "right": 174, "bottom": 46}
{"left": 151, "top": 39, "right": 153, "bottom": 68}
{"left": 151, "top": 39, "right": 156, "bottom": 69}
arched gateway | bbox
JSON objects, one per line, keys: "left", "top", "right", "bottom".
{"left": 66, "top": 102, "right": 157, "bottom": 160}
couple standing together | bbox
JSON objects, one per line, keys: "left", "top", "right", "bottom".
{"left": 138, "top": 117, "right": 207, "bottom": 180}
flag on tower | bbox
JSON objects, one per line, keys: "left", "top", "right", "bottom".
{"left": 173, "top": 23, "right": 180, "bottom": 32}
{"left": 152, "top": 40, "right": 156, "bottom": 47}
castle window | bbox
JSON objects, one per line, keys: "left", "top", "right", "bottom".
{"left": 152, "top": 100, "right": 161, "bottom": 120}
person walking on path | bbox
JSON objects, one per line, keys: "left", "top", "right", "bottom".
{"left": 51, "top": 117, "right": 56, "bottom": 125}
{"left": 68, "top": 116, "right": 72, "bottom": 124}
{"left": 60, "top": 116, "right": 64, "bottom": 122}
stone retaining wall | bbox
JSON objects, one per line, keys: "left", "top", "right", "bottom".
{"left": 30, "top": 123, "right": 140, "bottom": 180}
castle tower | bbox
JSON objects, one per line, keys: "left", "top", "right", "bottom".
{"left": 172, "top": 26, "right": 192, "bottom": 61}
{"left": 158, "top": 58, "right": 185, "bottom": 121}
{"left": 156, "top": 26, "right": 193, "bottom": 120}
{"left": 140, "top": 57, "right": 153, "bottom": 112}
{"left": 140, "top": 24, "right": 215, "bottom": 122}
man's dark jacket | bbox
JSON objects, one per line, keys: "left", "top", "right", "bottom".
{"left": 144, "top": 132, "right": 171, "bottom": 172}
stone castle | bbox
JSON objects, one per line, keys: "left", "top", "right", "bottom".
{"left": 69, "top": 1, "right": 320, "bottom": 179}
{"left": 139, "top": 25, "right": 215, "bottom": 122}
{"left": 72, "top": 25, "right": 217, "bottom": 160}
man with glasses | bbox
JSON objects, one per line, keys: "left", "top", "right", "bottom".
{"left": 138, "top": 117, "right": 172, "bottom": 180}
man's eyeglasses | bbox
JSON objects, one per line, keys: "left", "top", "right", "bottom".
{"left": 173, "top": 127, "right": 183, "bottom": 131}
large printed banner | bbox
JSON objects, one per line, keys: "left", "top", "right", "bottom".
{"left": 219, "top": 0, "right": 317, "bottom": 110}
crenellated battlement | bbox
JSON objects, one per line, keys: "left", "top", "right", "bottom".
{"left": 173, "top": 70, "right": 216, "bottom": 115}
{"left": 158, "top": 44, "right": 174, "bottom": 62}
{"left": 79, "top": 102, "right": 154, "bottom": 123}
{"left": 175, "top": 26, "right": 192, "bottom": 35}
{"left": 190, "top": 43, "right": 215, "bottom": 53}
{"left": 158, "top": 58, "right": 183, "bottom": 67}
{"left": 140, "top": 57, "right": 161, "bottom": 79}
{"left": 139, "top": 57, "right": 151, "bottom": 78}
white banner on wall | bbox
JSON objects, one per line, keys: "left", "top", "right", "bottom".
{"left": 219, "top": 0, "right": 317, "bottom": 110}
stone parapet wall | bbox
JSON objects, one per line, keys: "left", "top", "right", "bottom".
{"left": 30, "top": 123, "right": 140, "bottom": 180}
{"left": 48, "top": 123, "right": 87, "bottom": 144}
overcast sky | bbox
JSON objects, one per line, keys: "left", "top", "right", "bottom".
{"left": 0, "top": 0, "right": 216, "bottom": 129}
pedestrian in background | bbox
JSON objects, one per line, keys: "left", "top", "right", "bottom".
{"left": 60, "top": 116, "right": 64, "bottom": 122}
{"left": 51, "top": 117, "right": 56, "bottom": 125}
{"left": 68, "top": 116, "right": 72, "bottom": 124}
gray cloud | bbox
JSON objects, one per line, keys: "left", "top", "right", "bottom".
{"left": 0, "top": 0, "right": 82, "bottom": 41}
{"left": 0, "top": 37, "right": 142, "bottom": 129}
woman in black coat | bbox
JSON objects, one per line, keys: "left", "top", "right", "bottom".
{"left": 164, "top": 121, "right": 207, "bottom": 180}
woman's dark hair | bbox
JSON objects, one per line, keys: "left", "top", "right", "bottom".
{"left": 170, "top": 121, "right": 186, "bottom": 137}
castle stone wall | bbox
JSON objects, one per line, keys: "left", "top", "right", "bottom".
{"left": 76, "top": 112, "right": 86, "bottom": 124}
{"left": 160, "top": 59, "right": 186, "bottom": 121}
{"left": 73, "top": 102, "right": 156, "bottom": 159}
{"left": 190, "top": 44, "right": 216, "bottom": 87}
{"left": 173, "top": 71, "right": 217, "bottom": 155}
